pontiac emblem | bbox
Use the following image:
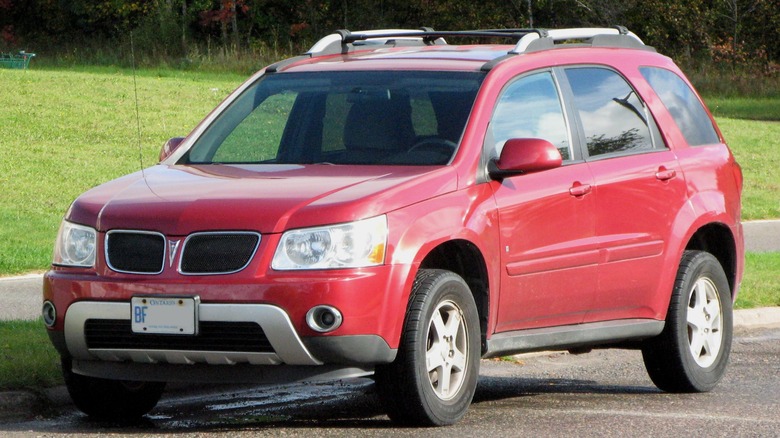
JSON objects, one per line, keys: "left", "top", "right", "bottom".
{"left": 167, "top": 240, "right": 181, "bottom": 268}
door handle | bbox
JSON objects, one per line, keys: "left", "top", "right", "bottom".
{"left": 569, "top": 182, "right": 592, "bottom": 197}
{"left": 656, "top": 166, "right": 677, "bottom": 181}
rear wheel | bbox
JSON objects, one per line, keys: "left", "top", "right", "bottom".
{"left": 642, "top": 251, "right": 733, "bottom": 392}
{"left": 62, "top": 358, "right": 166, "bottom": 421}
{"left": 375, "top": 269, "right": 480, "bottom": 426}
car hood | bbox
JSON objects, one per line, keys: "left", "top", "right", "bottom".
{"left": 67, "top": 164, "right": 457, "bottom": 235}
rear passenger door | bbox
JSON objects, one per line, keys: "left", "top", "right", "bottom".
{"left": 561, "top": 66, "right": 688, "bottom": 322}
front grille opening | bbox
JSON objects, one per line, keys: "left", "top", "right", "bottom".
{"left": 106, "top": 231, "right": 165, "bottom": 274}
{"left": 181, "top": 233, "right": 260, "bottom": 274}
{"left": 84, "top": 319, "right": 273, "bottom": 353}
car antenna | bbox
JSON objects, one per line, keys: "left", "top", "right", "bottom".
{"left": 129, "top": 30, "right": 146, "bottom": 180}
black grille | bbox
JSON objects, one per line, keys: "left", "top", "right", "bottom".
{"left": 181, "top": 233, "right": 260, "bottom": 274}
{"left": 106, "top": 231, "right": 165, "bottom": 274}
{"left": 84, "top": 319, "right": 273, "bottom": 353}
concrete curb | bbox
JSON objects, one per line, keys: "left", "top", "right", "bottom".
{"left": 733, "top": 306, "right": 780, "bottom": 329}
{"left": 2, "top": 307, "right": 778, "bottom": 424}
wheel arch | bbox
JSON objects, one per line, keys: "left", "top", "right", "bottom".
{"left": 418, "top": 239, "right": 491, "bottom": 355}
{"left": 684, "top": 222, "right": 739, "bottom": 299}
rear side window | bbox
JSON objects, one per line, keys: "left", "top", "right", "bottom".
{"left": 565, "top": 67, "right": 654, "bottom": 158}
{"left": 640, "top": 67, "right": 720, "bottom": 146}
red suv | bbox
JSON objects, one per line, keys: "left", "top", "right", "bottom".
{"left": 43, "top": 27, "right": 744, "bottom": 426}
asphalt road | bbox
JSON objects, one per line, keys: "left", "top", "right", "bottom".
{"left": 1, "top": 220, "right": 778, "bottom": 321}
{"left": 3, "top": 326, "right": 779, "bottom": 437}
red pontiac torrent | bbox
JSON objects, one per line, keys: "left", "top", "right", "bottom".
{"left": 43, "top": 27, "right": 744, "bottom": 426}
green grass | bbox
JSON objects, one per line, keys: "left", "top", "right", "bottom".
{"left": 0, "top": 67, "right": 244, "bottom": 274}
{"left": 0, "top": 319, "right": 62, "bottom": 390}
{"left": 716, "top": 118, "right": 780, "bottom": 220}
{"left": 735, "top": 252, "right": 780, "bottom": 309}
{"left": 706, "top": 97, "right": 780, "bottom": 121}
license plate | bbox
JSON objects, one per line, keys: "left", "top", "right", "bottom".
{"left": 131, "top": 296, "right": 198, "bottom": 335}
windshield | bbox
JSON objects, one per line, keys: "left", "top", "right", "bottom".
{"left": 182, "top": 71, "right": 484, "bottom": 166}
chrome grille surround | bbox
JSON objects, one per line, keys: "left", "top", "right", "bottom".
{"left": 105, "top": 230, "right": 166, "bottom": 275}
{"left": 179, "top": 231, "right": 261, "bottom": 275}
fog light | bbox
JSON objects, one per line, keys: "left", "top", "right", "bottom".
{"left": 42, "top": 301, "right": 57, "bottom": 327}
{"left": 306, "top": 306, "right": 343, "bottom": 333}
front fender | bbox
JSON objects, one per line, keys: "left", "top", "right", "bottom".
{"left": 382, "top": 184, "right": 500, "bottom": 346}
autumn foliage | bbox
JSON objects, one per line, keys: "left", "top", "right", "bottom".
{"left": 0, "top": 0, "right": 777, "bottom": 72}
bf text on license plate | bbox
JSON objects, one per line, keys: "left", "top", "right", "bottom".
{"left": 131, "top": 296, "right": 198, "bottom": 335}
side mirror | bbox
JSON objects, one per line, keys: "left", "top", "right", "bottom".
{"left": 159, "top": 137, "right": 186, "bottom": 162}
{"left": 488, "top": 138, "right": 562, "bottom": 179}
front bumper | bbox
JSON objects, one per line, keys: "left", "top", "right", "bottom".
{"left": 44, "top": 264, "right": 408, "bottom": 377}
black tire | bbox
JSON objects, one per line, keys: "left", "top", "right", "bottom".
{"left": 62, "top": 358, "right": 166, "bottom": 421}
{"left": 642, "top": 250, "right": 733, "bottom": 392}
{"left": 375, "top": 269, "right": 481, "bottom": 426}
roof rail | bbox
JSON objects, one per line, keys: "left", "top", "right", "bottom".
{"left": 512, "top": 26, "right": 645, "bottom": 53}
{"left": 304, "top": 26, "right": 647, "bottom": 59}
{"left": 306, "top": 28, "right": 547, "bottom": 57}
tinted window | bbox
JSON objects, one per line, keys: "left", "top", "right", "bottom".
{"left": 184, "top": 71, "right": 483, "bottom": 165}
{"left": 565, "top": 67, "right": 654, "bottom": 157}
{"left": 491, "top": 72, "right": 572, "bottom": 160}
{"left": 640, "top": 67, "right": 720, "bottom": 146}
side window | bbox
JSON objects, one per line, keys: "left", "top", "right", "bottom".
{"left": 565, "top": 67, "right": 654, "bottom": 157}
{"left": 640, "top": 67, "right": 720, "bottom": 146}
{"left": 491, "top": 71, "right": 572, "bottom": 160}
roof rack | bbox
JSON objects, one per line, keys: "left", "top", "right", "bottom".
{"left": 305, "top": 26, "right": 648, "bottom": 58}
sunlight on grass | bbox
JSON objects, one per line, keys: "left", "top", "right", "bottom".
{"left": 716, "top": 118, "right": 780, "bottom": 220}
{"left": 706, "top": 97, "right": 780, "bottom": 121}
{"left": 0, "top": 319, "right": 62, "bottom": 390}
{"left": 0, "top": 68, "right": 244, "bottom": 274}
{"left": 736, "top": 252, "right": 780, "bottom": 309}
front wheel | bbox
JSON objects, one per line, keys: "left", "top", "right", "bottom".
{"left": 375, "top": 269, "right": 481, "bottom": 426}
{"left": 62, "top": 358, "right": 166, "bottom": 421}
{"left": 642, "top": 250, "right": 733, "bottom": 392}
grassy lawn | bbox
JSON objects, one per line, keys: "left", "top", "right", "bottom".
{"left": 706, "top": 97, "right": 780, "bottom": 122}
{"left": 717, "top": 118, "right": 780, "bottom": 220}
{"left": 736, "top": 252, "right": 780, "bottom": 309}
{"left": 0, "top": 67, "right": 244, "bottom": 274}
{"left": 0, "top": 319, "right": 61, "bottom": 390}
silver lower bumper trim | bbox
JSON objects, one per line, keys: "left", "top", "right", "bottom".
{"left": 65, "top": 302, "right": 321, "bottom": 366}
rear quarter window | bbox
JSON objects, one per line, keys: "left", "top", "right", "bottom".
{"left": 640, "top": 67, "right": 720, "bottom": 146}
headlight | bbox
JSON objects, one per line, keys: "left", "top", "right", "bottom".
{"left": 272, "top": 215, "right": 387, "bottom": 270}
{"left": 53, "top": 221, "right": 97, "bottom": 268}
